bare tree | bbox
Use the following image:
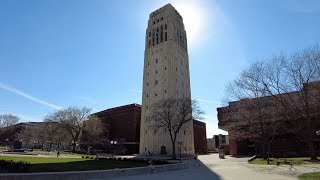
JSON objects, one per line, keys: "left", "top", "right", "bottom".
{"left": 225, "top": 44, "right": 320, "bottom": 160}
{"left": 0, "top": 114, "right": 19, "bottom": 128}
{"left": 15, "top": 125, "right": 34, "bottom": 148}
{"left": 46, "top": 107, "right": 92, "bottom": 153}
{"left": 146, "top": 98, "right": 203, "bottom": 159}
{"left": 80, "top": 115, "right": 105, "bottom": 150}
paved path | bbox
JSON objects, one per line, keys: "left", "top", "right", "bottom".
{"left": 95, "top": 154, "right": 320, "bottom": 180}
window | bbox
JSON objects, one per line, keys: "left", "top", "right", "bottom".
{"left": 145, "top": 130, "right": 147, "bottom": 134}
{"left": 165, "top": 24, "right": 167, "bottom": 30}
{"left": 147, "top": 94, "right": 148, "bottom": 97}
{"left": 176, "top": 67, "right": 177, "bottom": 71}
{"left": 154, "top": 129, "right": 157, "bottom": 134}
{"left": 164, "top": 90, "right": 167, "bottom": 93}
{"left": 148, "top": 40, "right": 150, "bottom": 47}
{"left": 184, "top": 130, "right": 186, "bottom": 135}
{"left": 157, "top": 19, "right": 159, "bottom": 22}
{"left": 153, "top": 21, "right": 155, "bottom": 24}
{"left": 161, "top": 17, "right": 163, "bottom": 20}
{"left": 155, "top": 70, "right": 158, "bottom": 74}
{"left": 147, "top": 72, "right": 149, "bottom": 76}
{"left": 165, "top": 67, "right": 166, "bottom": 70}
{"left": 145, "top": 147, "right": 147, "bottom": 150}
{"left": 156, "top": 59, "right": 158, "bottom": 63}
{"left": 147, "top": 82, "right": 149, "bottom": 86}
{"left": 165, "top": 32, "right": 167, "bottom": 41}
{"left": 148, "top": 62, "right": 149, "bottom": 66}
{"left": 155, "top": 92, "right": 158, "bottom": 96}
{"left": 149, "top": 32, "right": 151, "bottom": 37}
{"left": 155, "top": 80, "right": 158, "bottom": 85}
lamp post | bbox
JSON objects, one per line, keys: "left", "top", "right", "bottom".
{"left": 110, "top": 140, "right": 117, "bottom": 158}
{"left": 177, "top": 140, "right": 183, "bottom": 163}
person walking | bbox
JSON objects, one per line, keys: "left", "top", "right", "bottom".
{"left": 57, "top": 150, "right": 60, "bottom": 158}
{"left": 148, "top": 160, "right": 156, "bottom": 173}
{"left": 194, "top": 153, "right": 201, "bottom": 166}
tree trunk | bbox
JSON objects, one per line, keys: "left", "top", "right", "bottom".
{"left": 172, "top": 142, "right": 176, "bottom": 159}
{"left": 72, "top": 143, "right": 76, "bottom": 153}
{"left": 307, "top": 138, "right": 318, "bottom": 160}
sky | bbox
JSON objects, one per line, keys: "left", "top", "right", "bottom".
{"left": 1, "top": 0, "right": 320, "bottom": 138}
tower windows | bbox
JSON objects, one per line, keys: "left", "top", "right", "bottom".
{"left": 155, "top": 70, "right": 158, "bottom": 74}
{"left": 161, "top": 17, "right": 163, "bottom": 20}
{"left": 164, "top": 67, "right": 166, "bottom": 70}
{"left": 147, "top": 82, "right": 149, "bottom": 86}
{"left": 145, "top": 130, "right": 147, "bottom": 134}
{"left": 155, "top": 80, "right": 158, "bottom": 85}
{"left": 176, "top": 67, "right": 177, "bottom": 71}
{"left": 165, "top": 32, "right": 167, "bottom": 41}
{"left": 147, "top": 72, "right": 149, "bottom": 76}
{"left": 156, "top": 59, "right": 158, "bottom": 63}
{"left": 148, "top": 40, "right": 150, "bottom": 47}
{"left": 155, "top": 92, "right": 158, "bottom": 96}
{"left": 153, "top": 21, "right": 155, "bottom": 24}
{"left": 149, "top": 32, "right": 151, "bottom": 37}
{"left": 165, "top": 24, "right": 167, "bottom": 30}
{"left": 147, "top": 94, "right": 149, "bottom": 97}
{"left": 164, "top": 90, "right": 167, "bottom": 93}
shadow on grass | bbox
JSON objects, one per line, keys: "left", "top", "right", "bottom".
{"left": 30, "top": 160, "right": 148, "bottom": 172}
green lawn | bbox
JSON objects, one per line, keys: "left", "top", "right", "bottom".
{"left": 298, "top": 173, "right": 320, "bottom": 180}
{"left": 0, "top": 156, "right": 148, "bottom": 172}
{"left": 250, "top": 157, "right": 320, "bottom": 165}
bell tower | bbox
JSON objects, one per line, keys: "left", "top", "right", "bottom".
{"left": 139, "top": 4, "right": 194, "bottom": 155}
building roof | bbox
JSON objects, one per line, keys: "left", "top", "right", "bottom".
{"left": 93, "top": 103, "right": 141, "bottom": 116}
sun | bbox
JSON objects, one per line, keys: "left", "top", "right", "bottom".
{"left": 171, "top": 1, "right": 207, "bottom": 46}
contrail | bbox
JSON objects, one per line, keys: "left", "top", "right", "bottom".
{"left": 0, "top": 82, "right": 62, "bottom": 110}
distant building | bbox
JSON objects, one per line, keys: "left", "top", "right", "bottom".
{"left": 207, "top": 138, "right": 216, "bottom": 152}
{"left": 193, "top": 120, "right": 207, "bottom": 154}
{"left": 92, "top": 104, "right": 141, "bottom": 154}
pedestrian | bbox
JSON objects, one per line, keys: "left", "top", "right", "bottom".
{"left": 148, "top": 160, "right": 156, "bottom": 173}
{"left": 57, "top": 150, "right": 60, "bottom": 158}
{"left": 194, "top": 153, "right": 201, "bottom": 166}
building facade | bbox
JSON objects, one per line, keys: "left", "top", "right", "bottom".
{"left": 217, "top": 82, "right": 320, "bottom": 156}
{"left": 93, "top": 104, "right": 141, "bottom": 154}
{"left": 193, "top": 120, "right": 207, "bottom": 154}
{"left": 140, "top": 4, "right": 194, "bottom": 155}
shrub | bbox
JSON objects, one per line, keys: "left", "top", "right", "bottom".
{"left": 0, "top": 160, "right": 31, "bottom": 173}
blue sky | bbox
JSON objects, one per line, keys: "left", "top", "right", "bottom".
{"left": 1, "top": 0, "right": 320, "bottom": 138}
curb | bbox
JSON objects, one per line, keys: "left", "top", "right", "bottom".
{"left": 0, "top": 162, "right": 189, "bottom": 180}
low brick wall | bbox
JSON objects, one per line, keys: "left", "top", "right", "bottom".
{"left": 0, "top": 163, "right": 189, "bottom": 180}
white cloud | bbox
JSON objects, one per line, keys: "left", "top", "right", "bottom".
{"left": 196, "top": 98, "right": 221, "bottom": 104}
{"left": 0, "top": 82, "right": 62, "bottom": 110}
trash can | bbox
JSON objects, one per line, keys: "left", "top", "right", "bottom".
{"left": 218, "top": 147, "right": 225, "bottom": 159}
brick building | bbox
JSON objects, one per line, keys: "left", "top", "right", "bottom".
{"left": 217, "top": 82, "right": 320, "bottom": 156}
{"left": 94, "top": 103, "right": 207, "bottom": 154}
{"left": 93, "top": 104, "right": 141, "bottom": 154}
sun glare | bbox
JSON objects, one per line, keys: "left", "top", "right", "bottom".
{"left": 172, "top": 1, "right": 207, "bottom": 45}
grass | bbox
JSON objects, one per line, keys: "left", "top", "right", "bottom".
{"left": 250, "top": 157, "right": 320, "bottom": 165}
{"left": 0, "top": 156, "right": 148, "bottom": 172}
{"left": 298, "top": 173, "right": 320, "bottom": 180}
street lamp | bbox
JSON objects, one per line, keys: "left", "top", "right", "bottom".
{"left": 110, "top": 140, "right": 117, "bottom": 158}
{"left": 177, "top": 140, "right": 183, "bottom": 163}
